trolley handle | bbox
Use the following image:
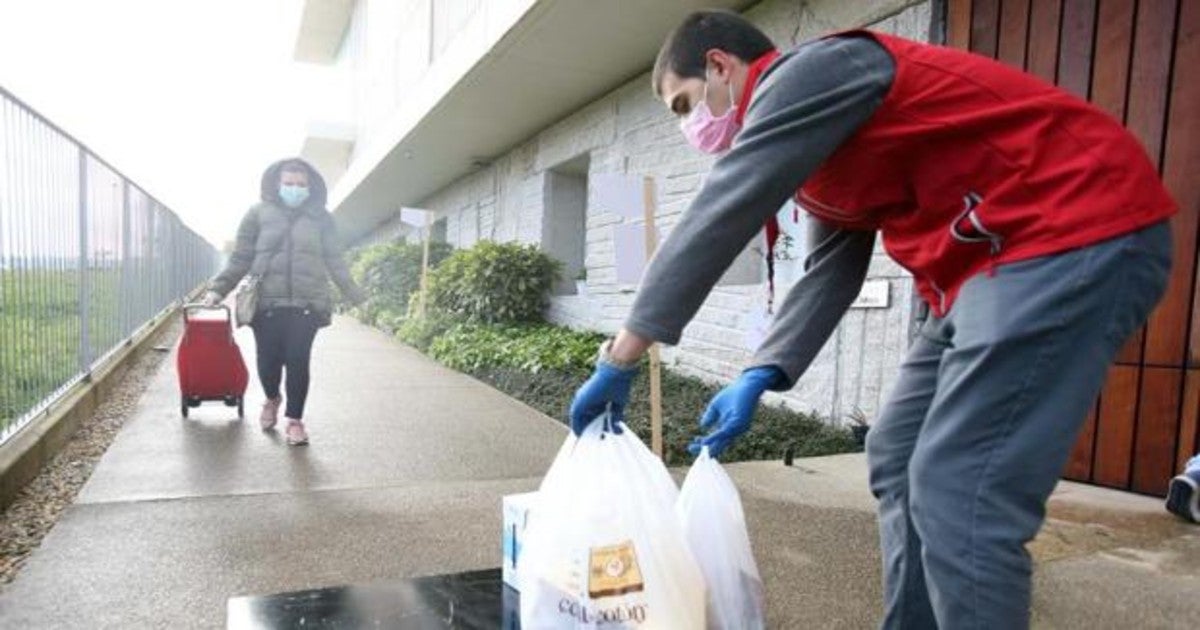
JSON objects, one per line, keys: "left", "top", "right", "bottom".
{"left": 182, "top": 303, "right": 233, "bottom": 323}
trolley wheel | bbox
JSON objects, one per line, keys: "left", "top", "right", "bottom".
{"left": 181, "top": 396, "right": 189, "bottom": 419}
{"left": 237, "top": 398, "right": 244, "bottom": 419}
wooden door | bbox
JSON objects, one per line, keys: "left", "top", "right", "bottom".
{"left": 939, "top": 0, "right": 1199, "bottom": 495}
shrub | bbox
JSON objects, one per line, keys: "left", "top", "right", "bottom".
{"left": 471, "top": 366, "right": 856, "bottom": 467}
{"left": 428, "top": 241, "right": 561, "bottom": 323}
{"left": 347, "top": 239, "right": 856, "bottom": 466}
{"left": 411, "top": 317, "right": 854, "bottom": 466}
{"left": 428, "top": 322, "right": 603, "bottom": 375}
{"left": 395, "top": 313, "right": 461, "bottom": 352}
{"left": 350, "top": 240, "right": 453, "bottom": 326}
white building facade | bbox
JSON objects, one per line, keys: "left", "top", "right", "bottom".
{"left": 296, "top": 0, "right": 934, "bottom": 425}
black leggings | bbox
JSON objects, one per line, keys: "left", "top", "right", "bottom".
{"left": 251, "top": 308, "right": 320, "bottom": 419}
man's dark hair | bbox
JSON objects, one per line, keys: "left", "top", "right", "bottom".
{"left": 652, "top": 10, "right": 775, "bottom": 96}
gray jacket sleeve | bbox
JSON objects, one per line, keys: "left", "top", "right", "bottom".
{"left": 209, "top": 207, "right": 259, "bottom": 297}
{"left": 623, "top": 35, "right": 894, "bottom": 345}
{"left": 750, "top": 219, "right": 875, "bottom": 389}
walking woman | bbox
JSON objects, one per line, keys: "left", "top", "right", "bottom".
{"left": 204, "top": 158, "right": 365, "bottom": 445}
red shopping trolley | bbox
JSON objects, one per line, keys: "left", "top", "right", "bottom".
{"left": 177, "top": 304, "right": 249, "bottom": 418}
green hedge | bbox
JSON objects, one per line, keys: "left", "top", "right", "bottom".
{"left": 473, "top": 366, "right": 857, "bottom": 467}
{"left": 428, "top": 322, "right": 604, "bottom": 374}
{"left": 395, "top": 313, "right": 459, "bottom": 352}
{"left": 353, "top": 239, "right": 856, "bottom": 465}
{"left": 412, "top": 318, "right": 856, "bottom": 466}
{"left": 350, "top": 240, "right": 454, "bottom": 328}
{"left": 428, "top": 241, "right": 561, "bottom": 324}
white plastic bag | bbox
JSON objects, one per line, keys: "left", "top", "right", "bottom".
{"left": 519, "top": 416, "right": 706, "bottom": 629}
{"left": 676, "top": 448, "right": 766, "bottom": 630}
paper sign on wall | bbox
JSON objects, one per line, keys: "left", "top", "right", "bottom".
{"left": 592, "top": 173, "right": 648, "bottom": 219}
{"left": 850, "top": 279, "right": 890, "bottom": 309}
{"left": 613, "top": 223, "right": 665, "bottom": 284}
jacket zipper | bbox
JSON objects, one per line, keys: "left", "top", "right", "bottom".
{"left": 951, "top": 193, "right": 1004, "bottom": 254}
{"left": 286, "top": 215, "right": 296, "bottom": 301}
{"left": 950, "top": 192, "right": 1004, "bottom": 276}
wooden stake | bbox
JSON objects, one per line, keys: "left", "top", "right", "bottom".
{"left": 418, "top": 224, "right": 431, "bottom": 318}
{"left": 642, "top": 176, "right": 664, "bottom": 459}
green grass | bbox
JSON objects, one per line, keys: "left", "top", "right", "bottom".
{"left": 0, "top": 268, "right": 121, "bottom": 430}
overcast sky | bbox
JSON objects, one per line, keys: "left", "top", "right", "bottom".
{"left": 0, "top": 0, "right": 318, "bottom": 247}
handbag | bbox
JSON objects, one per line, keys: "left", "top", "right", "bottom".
{"left": 233, "top": 275, "right": 262, "bottom": 327}
{"left": 234, "top": 212, "right": 300, "bottom": 327}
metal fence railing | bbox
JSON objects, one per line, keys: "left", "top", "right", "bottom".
{"left": 0, "top": 86, "right": 219, "bottom": 443}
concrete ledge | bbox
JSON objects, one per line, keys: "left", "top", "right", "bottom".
{"left": 0, "top": 301, "right": 186, "bottom": 510}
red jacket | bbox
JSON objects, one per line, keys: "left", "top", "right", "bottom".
{"left": 750, "top": 32, "right": 1176, "bottom": 316}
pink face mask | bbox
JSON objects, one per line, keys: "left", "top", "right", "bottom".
{"left": 680, "top": 77, "right": 740, "bottom": 154}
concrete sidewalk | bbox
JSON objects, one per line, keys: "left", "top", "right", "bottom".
{"left": 0, "top": 317, "right": 568, "bottom": 628}
{"left": 727, "top": 456, "right": 1200, "bottom": 629}
{"left": 1, "top": 316, "right": 1197, "bottom": 628}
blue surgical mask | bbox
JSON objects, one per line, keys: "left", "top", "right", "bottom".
{"left": 279, "top": 184, "right": 309, "bottom": 208}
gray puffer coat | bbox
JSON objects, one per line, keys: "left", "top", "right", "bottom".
{"left": 209, "top": 159, "right": 364, "bottom": 321}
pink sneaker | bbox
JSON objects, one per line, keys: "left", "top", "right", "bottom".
{"left": 285, "top": 419, "right": 309, "bottom": 446}
{"left": 260, "top": 397, "right": 282, "bottom": 431}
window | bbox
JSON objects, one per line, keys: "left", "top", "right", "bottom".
{"left": 431, "top": 217, "right": 448, "bottom": 244}
{"left": 542, "top": 155, "right": 589, "bottom": 295}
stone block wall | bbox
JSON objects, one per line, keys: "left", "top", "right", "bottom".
{"left": 373, "top": 0, "right": 933, "bottom": 424}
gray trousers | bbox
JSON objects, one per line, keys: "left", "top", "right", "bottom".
{"left": 867, "top": 221, "right": 1172, "bottom": 629}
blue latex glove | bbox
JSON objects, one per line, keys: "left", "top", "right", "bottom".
{"left": 689, "top": 366, "right": 786, "bottom": 458}
{"left": 569, "top": 362, "right": 638, "bottom": 435}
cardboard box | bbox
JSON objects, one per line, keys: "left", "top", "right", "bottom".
{"left": 502, "top": 492, "right": 538, "bottom": 590}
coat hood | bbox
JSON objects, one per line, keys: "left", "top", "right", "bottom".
{"left": 260, "top": 158, "right": 328, "bottom": 210}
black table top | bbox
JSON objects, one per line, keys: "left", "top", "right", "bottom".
{"left": 226, "top": 568, "right": 520, "bottom": 630}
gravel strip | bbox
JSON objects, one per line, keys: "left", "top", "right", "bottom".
{"left": 0, "top": 317, "right": 181, "bottom": 586}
